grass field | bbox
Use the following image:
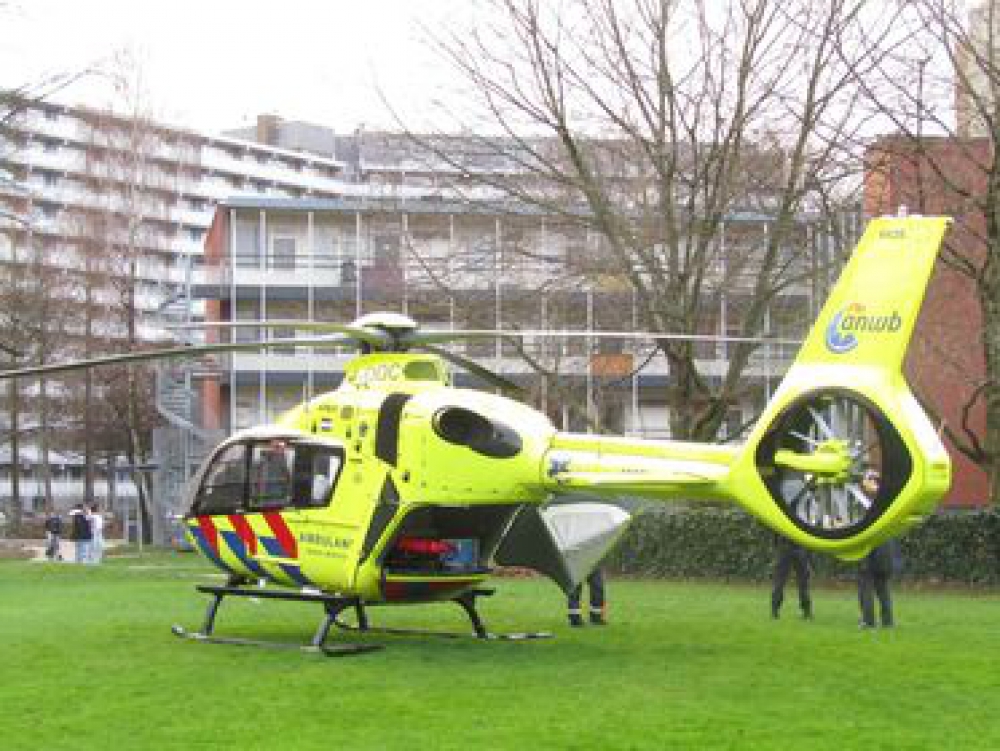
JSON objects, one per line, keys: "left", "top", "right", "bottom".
{"left": 3, "top": 553, "right": 1000, "bottom": 750}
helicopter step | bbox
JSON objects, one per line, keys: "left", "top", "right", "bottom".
{"left": 331, "top": 588, "right": 553, "bottom": 641}
{"left": 171, "top": 584, "right": 384, "bottom": 657}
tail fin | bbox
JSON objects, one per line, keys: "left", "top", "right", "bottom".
{"left": 730, "top": 215, "right": 952, "bottom": 558}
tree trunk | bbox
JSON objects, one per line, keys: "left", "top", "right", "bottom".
{"left": 38, "top": 374, "right": 53, "bottom": 511}
{"left": 983, "top": 225, "right": 1000, "bottom": 505}
{"left": 9, "top": 376, "right": 21, "bottom": 532}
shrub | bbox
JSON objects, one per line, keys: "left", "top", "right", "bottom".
{"left": 605, "top": 506, "right": 1000, "bottom": 585}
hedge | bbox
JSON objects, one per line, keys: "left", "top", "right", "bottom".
{"left": 605, "top": 506, "right": 1000, "bottom": 586}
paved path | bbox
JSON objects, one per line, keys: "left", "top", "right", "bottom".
{"left": 13, "top": 538, "right": 123, "bottom": 562}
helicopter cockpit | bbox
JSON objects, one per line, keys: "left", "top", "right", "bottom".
{"left": 190, "top": 432, "right": 345, "bottom": 516}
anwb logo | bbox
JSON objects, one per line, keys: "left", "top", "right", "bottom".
{"left": 825, "top": 304, "right": 902, "bottom": 354}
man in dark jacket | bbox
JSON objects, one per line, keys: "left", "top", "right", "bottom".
{"left": 858, "top": 469, "right": 900, "bottom": 628}
{"left": 771, "top": 533, "right": 813, "bottom": 620}
{"left": 858, "top": 539, "right": 899, "bottom": 628}
{"left": 69, "top": 504, "right": 92, "bottom": 564}
{"left": 43, "top": 511, "right": 63, "bottom": 561}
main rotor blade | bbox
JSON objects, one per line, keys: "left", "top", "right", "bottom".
{"left": 171, "top": 320, "right": 391, "bottom": 348}
{"left": 0, "top": 334, "right": 356, "bottom": 380}
{"left": 175, "top": 321, "right": 798, "bottom": 347}
{"left": 406, "top": 329, "right": 799, "bottom": 346}
{"left": 418, "top": 344, "right": 524, "bottom": 396}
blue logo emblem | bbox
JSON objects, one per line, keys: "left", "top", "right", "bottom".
{"left": 825, "top": 310, "right": 858, "bottom": 353}
{"left": 824, "top": 303, "right": 902, "bottom": 354}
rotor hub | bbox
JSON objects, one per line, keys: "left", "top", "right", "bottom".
{"left": 773, "top": 439, "right": 853, "bottom": 485}
{"left": 351, "top": 312, "right": 419, "bottom": 351}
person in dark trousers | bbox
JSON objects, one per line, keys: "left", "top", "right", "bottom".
{"left": 43, "top": 511, "right": 63, "bottom": 561}
{"left": 69, "top": 503, "right": 92, "bottom": 564}
{"left": 858, "top": 469, "right": 899, "bottom": 628}
{"left": 771, "top": 533, "right": 812, "bottom": 619}
{"left": 568, "top": 568, "right": 606, "bottom": 627}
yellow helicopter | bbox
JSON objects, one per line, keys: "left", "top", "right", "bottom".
{"left": 0, "top": 215, "right": 952, "bottom": 655}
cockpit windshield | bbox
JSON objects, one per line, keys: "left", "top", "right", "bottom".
{"left": 192, "top": 437, "right": 344, "bottom": 515}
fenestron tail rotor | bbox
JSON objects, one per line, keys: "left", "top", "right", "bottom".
{"left": 754, "top": 390, "right": 909, "bottom": 539}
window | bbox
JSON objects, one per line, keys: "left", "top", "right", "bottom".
{"left": 298, "top": 447, "right": 342, "bottom": 508}
{"left": 192, "top": 438, "right": 344, "bottom": 514}
{"left": 271, "top": 237, "right": 296, "bottom": 269}
{"left": 247, "top": 442, "right": 294, "bottom": 510}
{"left": 271, "top": 326, "right": 296, "bottom": 355}
{"left": 234, "top": 216, "right": 261, "bottom": 267}
{"left": 193, "top": 444, "right": 246, "bottom": 514}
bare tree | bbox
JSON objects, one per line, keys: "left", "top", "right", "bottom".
{"left": 1, "top": 52, "right": 96, "bottom": 527}
{"left": 0, "top": 231, "right": 76, "bottom": 522}
{"left": 48, "top": 51, "right": 177, "bottom": 539}
{"left": 403, "top": 0, "right": 897, "bottom": 440}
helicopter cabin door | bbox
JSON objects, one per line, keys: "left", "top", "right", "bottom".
{"left": 190, "top": 435, "right": 350, "bottom": 590}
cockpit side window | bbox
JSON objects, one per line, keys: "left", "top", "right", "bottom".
{"left": 292, "top": 445, "right": 345, "bottom": 509}
{"left": 193, "top": 444, "right": 247, "bottom": 515}
{"left": 247, "top": 442, "right": 295, "bottom": 511}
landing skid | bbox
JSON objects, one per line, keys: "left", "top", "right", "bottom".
{"left": 173, "top": 584, "right": 550, "bottom": 655}
{"left": 333, "top": 590, "right": 552, "bottom": 641}
{"left": 170, "top": 624, "right": 381, "bottom": 656}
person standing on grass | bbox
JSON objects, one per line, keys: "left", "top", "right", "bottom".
{"left": 88, "top": 503, "right": 104, "bottom": 564}
{"left": 43, "top": 510, "right": 63, "bottom": 561}
{"left": 771, "top": 533, "right": 813, "bottom": 620}
{"left": 69, "top": 503, "right": 92, "bottom": 564}
{"left": 568, "top": 567, "right": 607, "bottom": 627}
{"left": 858, "top": 469, "right": 900, "bottom": 628}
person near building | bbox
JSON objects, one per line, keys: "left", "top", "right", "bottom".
{"left": 43, "top": 511, "right": 63, "bottom": 561}
{"left": 858, "top": 469, "right": 900, "bottom": 628}
{"left": 69, "top": 504, "right": 92, "bottom": 564}
{"left": 771, "top": 533, "right": 813, "bottom": 620}
{"left": 568, "top": 567, "right": 607, "bottom": 627}
{"left": 88, "top": 503, "right": 105, "bottom": 564}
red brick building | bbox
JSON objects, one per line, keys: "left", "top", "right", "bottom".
{"left": 865, "top": 135, "right": 991, "bottom": 506}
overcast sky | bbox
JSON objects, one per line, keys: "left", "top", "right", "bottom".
{"left": 0, "top": 0, "right": 472, "bottom": 135}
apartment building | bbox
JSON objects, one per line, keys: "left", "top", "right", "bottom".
{"left": 956, "top": 0, "right": 1000, "bottom": 138}
{"left": 0, "top": 100, "right": 365, "bottom": 514}
{"left": 192, "top": 196, "right": 835, "bottom": 442}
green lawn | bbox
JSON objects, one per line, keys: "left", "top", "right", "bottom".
{"left": 3, "top": 553, "right": 1000, "bottom": 750}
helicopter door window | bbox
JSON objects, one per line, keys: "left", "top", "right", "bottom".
{"left": 247, "top": 442, "right": 295, "bottom": 511}
{"left": 291, "top": 445, "right": 345, "bottom": 509}
{"left": 193, "top": 444, "right": 247, "bottom": 515}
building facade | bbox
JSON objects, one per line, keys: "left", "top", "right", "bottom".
{"left": 865, "top": 134, "right": 991, "bottom": 505}
{"left": 0, "top": 101, "right": 359, "bottom": 514}
{"left": 191, "top": 197, "right": 839, "bottom": 440}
